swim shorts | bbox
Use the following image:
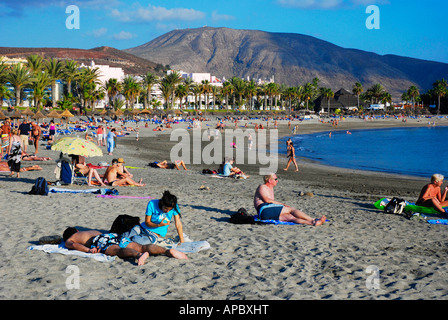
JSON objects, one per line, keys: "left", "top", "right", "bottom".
{"left": 90, "top": 233, "right": 131, "bottom": 253}
{"left": 256, "top": 203, "right": 283, "bottom": 220}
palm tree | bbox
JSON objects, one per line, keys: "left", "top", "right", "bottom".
{"left": 175, "top": 84, "right": 188, "bottom": 110}
{"left": 164, "top": 71, "right": 182, "bottom": 108}
{"left": 6, "top": 63, "right": 33, "bottom": 107}
{"left": 104, "top": 78, "right": 121, "bottom": 106}
{"left": 302, "top": 82, "right": 315, "bottom": 110}
{"left": 366, "top": 84, "right": 386, "bottom": 104}
{"left": 433, "top": 79, "right": 447, "bottom": 115}
{"left": 320, "top": 87, "right": 334, "bottom": 115}
{"left": 230, "top": 77, "right": 246, "bottom": 110}
{"left": 30, "top": 72, "right": 51, "bottom": 110}
{"left": 121, "top": 76, "right": 141, "bottom": 110}
{"left": 44, "top": 58, "right": 65, "bottom": 109}
{"left": 209, "top": 85, "right": 219, "bottom": 110}
{"left": 141, "top": 72, "right": 158, "bottom": 109}
{"left": 159, "top": 80, "right": 172, "bottom": 110}
{"left": 201, "top": 80, "right": 211, "bottom": 110}
{"left": 407, "top": 85, "right": 420, "bottom": 115}
{"left": 26, "top": 55, "right": 44, "bottom": 74}
{"left": 352, "top": 82, "right": 364, "bottom": 110}
{"left": 76, "top": 67, "right": 102, "bottom": 114}
{"left": 245, "top": 80, "right": 257, "bottom": 111}
{"left": 222, "top": 81, "right": 233, "bottom": 110}
{"left": 63, "top": 60, "right": 80, "bottom": 95}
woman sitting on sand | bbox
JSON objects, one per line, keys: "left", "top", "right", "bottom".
{"left": 416, "top": 173, "right": 448, "bottom": 213}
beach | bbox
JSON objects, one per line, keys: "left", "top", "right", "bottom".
{"left": 2, "top": 115, "right": 448, "bottom": 302}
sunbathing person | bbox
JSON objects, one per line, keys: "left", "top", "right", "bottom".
{"left": 0, "top": 161, "right": 42, "bottom": 172}
{"left": 148, "top": 160, "right": 188, "bottom": 170}
{"left": 416, "top": 173, "right": 448, "bottom": 213}
{"left": 62, "top": 228, "right": 187, "bottom": 266}
{"left": 221, "top": 158, "right": 249, "bottom": 178}
{"left": 22, "top": 154, "right": 52, "bottom": 161}
{"left": 104, "top": 160, "right": 146, "bottom": 186}
{"left": 254, "top": 173, "right": 326, "bottom": 226}
{"left": 72, "top": 154, "right": 107, "bottom": 187}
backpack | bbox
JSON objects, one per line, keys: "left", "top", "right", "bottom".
{"left": 110, "top": 214, "right": 141, "bottom": 235}
{"left": 384, "top": 197, "right": 407, "bottom": 215}
{"left": 230, "top": 207, "right": 255, "bottom": 224}
{"left": 29, "top": 177, "right": 49, "bottom": 196}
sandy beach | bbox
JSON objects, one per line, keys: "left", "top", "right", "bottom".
{"left": 2, "top": 115, "right": 448, "bottom": 303}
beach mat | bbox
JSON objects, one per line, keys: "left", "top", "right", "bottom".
{"left": 28, "top": 243, "right": 116, "bottom": 262}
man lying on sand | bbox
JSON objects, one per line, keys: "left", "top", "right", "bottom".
{"left": 62, "top": 228, "right": 188, "bottom": 266}
{"left": 104, "top": 159, "right": 145, "bottom": 186}
{"left": 149, "top": 160, "right": 188, "bottom": 170}
{"left": 254, "top": 173, "right": 326, "bottom": 226}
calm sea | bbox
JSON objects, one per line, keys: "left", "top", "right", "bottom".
{"left": 282, "top": 126, "right": 448, "bottom": 178}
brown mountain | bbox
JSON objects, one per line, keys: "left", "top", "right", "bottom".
{"left": 125, "top": 27, "right": 448, "bottom": 99}
{"left": 0, "top": 46, "right": 161, "bottom": 76}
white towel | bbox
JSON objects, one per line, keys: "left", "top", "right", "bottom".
{"left": 28, "top": 243, "right": 116, "bottom": 262}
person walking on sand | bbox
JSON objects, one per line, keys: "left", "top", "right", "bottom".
{"left": 106, "top": 128, "right": 116, "bottom": 155}
{"left": 283, "top": 140, "right": 299, "bottom": 172}
{"left": 416, "top": 173, "right": 448, "bottom": 213}
{"left": 62, "top": 228, "right": 187, "bottom": 266}
{"left": 254, "top": 173, "right": 326, "bottom": 226}
{"left": 30, "top": 121, "right": 41, "bottom": 154}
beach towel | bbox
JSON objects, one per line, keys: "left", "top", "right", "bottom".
{"left": 27, "top": 243, "right": 116, "bottom": 262}
{"left": 254, "top": 218, "right": 298, "bottom": 225}
{"left": 50, "top": 187, "right": 119, "bottom": 195}
{"left": 96, "top": 195, "right": 153, "bottom": 199}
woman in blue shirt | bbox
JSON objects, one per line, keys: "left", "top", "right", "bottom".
{"left": 141, "top": 191, "right": 185, "bottom": 243}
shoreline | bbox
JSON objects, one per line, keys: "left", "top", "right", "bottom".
{"left": 2, "top": 115, "right": 448, "bottom": 300}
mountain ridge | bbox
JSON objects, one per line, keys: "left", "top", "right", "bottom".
{"left": 125, "top": 27, "right": 448, "bottom": 99}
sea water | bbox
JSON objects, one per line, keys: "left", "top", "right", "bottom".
{"left": 282, "top": 126, "right": 448, "bottom": 178}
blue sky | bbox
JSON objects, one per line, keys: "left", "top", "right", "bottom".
{"left": 1, "top": 0, "right": 447, "bottom": 63}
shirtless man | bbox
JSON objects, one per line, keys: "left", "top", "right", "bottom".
{"left": 416, "top": 173, "right": 448, "bottom": 213}
{"left": 253, "top": 173, "right": 326, "bottom": 226}
{"left": 104, "top": 160, "right": 145, "bottom": 187}
{"left": 30, "top": 121, "right": 41, "bottom": 154}
{"left": 116, "top": 158, "right": 133, "bottom": 178}
{"left": 62, "top": 228, "right": 187, "bottom": 266}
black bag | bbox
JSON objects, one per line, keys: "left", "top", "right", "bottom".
{"left": 29, "top": 177, "right": 49, "bottom": 196}
{"left": 384, "top": 197, "right": 407, "bottom": 215}
{"left": 230, "top": 207, "right": 255, "bottom": 224}
{"left": 110, "top": 214, "right": 141, "bottom": 235}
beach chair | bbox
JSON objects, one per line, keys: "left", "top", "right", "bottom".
{"left": 55, "top": 155, "right": 88, "bottom": 185}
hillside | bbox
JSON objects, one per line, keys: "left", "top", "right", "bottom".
{"left": 125, "top": 27, "right": 448, "bottom": 99}
{"left": 0, "top": 46, "right": 160, "bottom": 76}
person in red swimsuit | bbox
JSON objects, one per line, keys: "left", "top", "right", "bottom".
{"left": 416, "top": 174, "right": 448, "bottom": 213}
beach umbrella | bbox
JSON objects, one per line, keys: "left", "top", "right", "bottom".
{"left": 46, "top": 109, "right": 61, "bottom": 119}
{"left": 9, "top": 109, "right": 22, "bottom": 125}
{"left": 21, "top": 108, "right": 34, "bottom": 121}
{"left": 33, "top": 110, "right": 46, "bottom": 124}
{"left": 51, "top": 137, "right": 103, "bottom": 157}
{"left": 60, "top": 109, "right": 74, "bottom": 127}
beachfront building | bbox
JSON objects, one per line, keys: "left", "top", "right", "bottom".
{"left": 79, "top": 60, "right": 125, "bottom": 109}
{"left": 314, "top": 88, "right": 360, "bottom": 114}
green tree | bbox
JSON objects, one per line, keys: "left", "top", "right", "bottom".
{"left": 44, "top": 58, "right": 65, "bottom": 109}
{"left": 141, "top": 72, "right": 158, "bottom": 109}
{"left": 30, "top": 72, "right": 51, "bottom": 110}
{"left": 433, "top": 79, "right": 447, "bottom": 115}
{"left": 352, "top": 82, "right": 364, "bottom": 110}
{"left": 6, "top": 63, "right": 33, "bottom": 107}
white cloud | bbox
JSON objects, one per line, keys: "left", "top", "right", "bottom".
{"left": 111, "top": 4, "right": 205, "bottom": 23}
{"left": 113, "top": 31, "right": 136, "bottom": 40}
{"left": 86, "top": 27, "right": 108, "bottom": 38}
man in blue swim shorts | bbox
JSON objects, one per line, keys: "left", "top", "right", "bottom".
{"left": 253, "top": 173, "right": 326, "bottom": 226}
{"left": 62, "top": 228, "right": 188, "bottom": 266}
